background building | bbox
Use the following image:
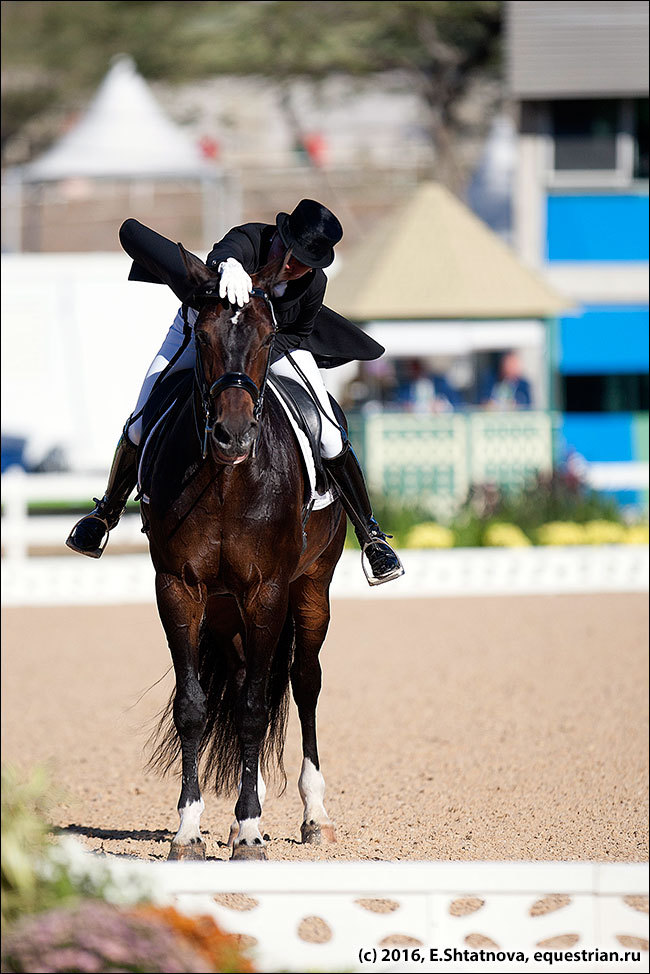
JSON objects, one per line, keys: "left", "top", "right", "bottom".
{"left": 507, "top": 0, "right": 649, "bottom": 511}
{"left": 325, "top": 182, "right": 566, "bottom": 516}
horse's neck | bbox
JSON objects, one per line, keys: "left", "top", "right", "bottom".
{"left": 177, "top": 387, "right": 301, "bottom": 498}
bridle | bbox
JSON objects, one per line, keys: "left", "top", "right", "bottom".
{"left": 188, "top": 285, "right": 279, "bottom": 460}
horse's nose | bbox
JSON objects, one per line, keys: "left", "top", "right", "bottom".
{"left": 213, "top": 420, "right": 258, "bottom": 457}
{"left": 213, "top": 422, "right": 234, "bottom": 450}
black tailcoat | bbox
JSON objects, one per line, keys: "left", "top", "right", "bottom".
{"left": 119, "top": 219, "right": 384, "bottom": 368}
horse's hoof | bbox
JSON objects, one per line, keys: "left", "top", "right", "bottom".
{"left": 168, "top": 840, "right": 206, "bottom": 861}
{"left": 301, "top": 821, "right": 337, "bottom": 845}
{"left": 231, "top": 843, "right": 268, "bottom": 861}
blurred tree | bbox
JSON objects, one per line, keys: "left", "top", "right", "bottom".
{"left": 2, "top": 0, "right": 502, "bottom": 186}
{"left": 244, "top": 1, "right": 503, "bottom": 189}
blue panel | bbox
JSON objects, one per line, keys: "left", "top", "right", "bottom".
{"left": 598, "top": 489, "right": 641, "bottom": 509}
{"left": 1, "top": 436, "right": 27, "bottom": 473}
{"left": 559, "top": 304, "right": 649, "bottom": 373}
{"left": 559, "top": 414, "right": 634, "bottom": 463}
{"left": 547, "top": 194, "right": 649, "bottom": 261}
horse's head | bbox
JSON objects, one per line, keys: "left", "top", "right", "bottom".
{"left": 179, "top": 245, "right": 281, "bottom": 465}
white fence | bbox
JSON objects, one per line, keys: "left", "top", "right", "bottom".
{"left": 59, "top": 844, "right": 650, "bottom": 973}
{"left": 1, "top": 468, "right": 147, "bottom": 561}
{"left": 2, "top": 469, "right": 649, "bottom": 605}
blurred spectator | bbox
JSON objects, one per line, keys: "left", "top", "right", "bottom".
{"left": 198, "top": 135, "right": 220, "bottom": 161}
{"left": 482, "top": 351, "right": 532, "bottom": 410}
{"left": 303, "top": 132, "right": 328, "bottom": 167}
{"left": 397, "top": 359, "right": 462, "bottom": 413}
{"left": 342, "top": 359, "right": 398, "bottom": 411}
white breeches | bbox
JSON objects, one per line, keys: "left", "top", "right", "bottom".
{"left": 127, "top": 307, "right": 344, "bottom": 459}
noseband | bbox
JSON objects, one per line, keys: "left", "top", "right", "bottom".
{"left": 191, "top": 286, "right": 279, "bottom": 460}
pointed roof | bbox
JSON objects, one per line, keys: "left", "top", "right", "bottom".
{"left": 326, "top": 182, "right": 568, "bottom": 320}
{"left": 23, "top": 55, "right": 215, "bottom": 182}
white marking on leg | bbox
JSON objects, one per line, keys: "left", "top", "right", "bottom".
{"left": 298, "top": 757, "right": 331, "bottom": 826}
{"left": 234, "top": 817, "right": 264, "bottom": 846}
{"left": 257, "top": 762, "right": 266, "bottom": 807}
{"left": 173, "top": 797, "right": 204, "bottom": 845}
{"left": 229, "top": 762, "right": 266, "bottom": 845}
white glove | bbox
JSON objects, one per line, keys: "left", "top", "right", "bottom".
{"left": 218, "top": 258, "right": 252, "bottom": 308}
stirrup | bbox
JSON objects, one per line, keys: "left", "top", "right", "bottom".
{"left": 361, "top": 538, "right": 405, "bottom": 587}
{"left": 65, "top": 509, "right": 111, "bottom": 559}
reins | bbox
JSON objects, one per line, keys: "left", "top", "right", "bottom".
{"left": 193, "top": 286, "right": 279, "bottom": 460}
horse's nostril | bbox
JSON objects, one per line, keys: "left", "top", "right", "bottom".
{"left": 213, "top": 423, "right": 233, "bottom": 447}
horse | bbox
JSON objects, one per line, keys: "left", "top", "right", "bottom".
{"left": 142, "top": 246, "right": 346, "bottom": 860}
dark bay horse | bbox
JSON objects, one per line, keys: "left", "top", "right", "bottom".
{"left": 143, "top": 247, "right": 346, "bottom": 860}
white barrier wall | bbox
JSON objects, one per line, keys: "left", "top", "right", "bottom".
{"left": 48, "top": 843, "right": 650, "bottom": 974}
{"left": 1, "top": 252, "right": 181, "bottom": 471}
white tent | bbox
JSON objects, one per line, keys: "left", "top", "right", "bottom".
{"left": 23, "top": 55, "right": 215, "bottom": 182}
{"left": 6, "top": 55, "right": 232, "bottom": 252}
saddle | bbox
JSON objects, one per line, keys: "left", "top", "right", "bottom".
{"left": 269, "top": 375, "right": 347, "bottom": 501}
{"left": 136, "top": 369, "right": 194, "bottom": 503}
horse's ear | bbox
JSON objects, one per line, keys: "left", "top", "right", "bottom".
{"left": 177, "top": 242, "right": 217, "bottom": 287}
{"left": 255, "top": 249, "right": 286, "bottom": 291}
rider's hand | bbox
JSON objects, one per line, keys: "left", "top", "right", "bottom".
{"left": 218, "top": 258, "right": 252, "bottom": 308}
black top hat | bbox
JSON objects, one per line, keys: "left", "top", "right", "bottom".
{"left": 275, "top": 199, "right": 343, "bottom": 269}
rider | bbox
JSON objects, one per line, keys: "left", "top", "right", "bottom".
{"left": 66, "top": 199, "right": 404, "bottom": 585}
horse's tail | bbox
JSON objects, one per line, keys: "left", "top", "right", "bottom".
{"left": 146, "top": 609, "right": 295, "bottom": 797}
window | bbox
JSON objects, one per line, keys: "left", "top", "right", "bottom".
{"left": 633, "top": 99, "right": 649, "bottom": 179}
{"left": 552, "top": 100, "right": 618, "bottom": 171}
{"left": 562, "top": 373, "right": 649, "bottom": 412}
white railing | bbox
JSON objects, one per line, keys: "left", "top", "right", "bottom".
{"left": 585, "top": 462, "right": 650, "bottom": 491}
{"left": 2, "top": 469, "right": 649, "bottom": 605}
{"left": 58, "top": 844, "right": 650, "bottom": 974}
{"left": 1, "top": 468, "right": 146, "bottom": 561}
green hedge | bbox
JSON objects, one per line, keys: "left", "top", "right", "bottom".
{"left": 344, "top": 471, "right": 648, "bottom": 548}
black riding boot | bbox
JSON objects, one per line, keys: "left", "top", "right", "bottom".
{"left": 66, "top": 433, "right": 138, "bottom": 558}
{"left": 324, "top": 443, "right": 404, "bottom": 586}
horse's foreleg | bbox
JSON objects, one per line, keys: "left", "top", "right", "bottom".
{"left": 228, "top": 761, "right": 266, "bottom": 847}
{"left": 156, "top": 572, "right": 207, "bottom": 861}
{"left": 231, "top": 583, "right": 288, "bottom": 861}
{"left": 290, "top": 572, "right": 336, "bottom": 845}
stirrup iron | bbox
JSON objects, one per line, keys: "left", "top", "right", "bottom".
{"left": 361, "top": 538, "right": 405, "bottom": 586}
{"left": 65, "top": 506, "right": 111, "bottom": 559}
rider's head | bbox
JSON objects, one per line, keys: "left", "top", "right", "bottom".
{"left": 271, "top": 199, "right": 343, "bottom": 281}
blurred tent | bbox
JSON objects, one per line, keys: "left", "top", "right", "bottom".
{"left": 327, "top": 181, "right": 566, "bottom": 321}
{"left": 4, "top": 55, "right": 230, "bottom": 252}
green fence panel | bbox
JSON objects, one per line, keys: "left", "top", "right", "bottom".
{"left": 348, "top": 410, "right": 554, "bottom": 516}
{"left": 363, "top": 412, "right": 468, "bottom": 518}
{"left": 468, "top": 412, "right": 553, "bottom": 493}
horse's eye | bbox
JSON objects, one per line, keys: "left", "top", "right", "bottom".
{"left": 195, "top": 331, "right": 208, "bottom": 345}
{"left": 261, "top": 334, "right": 274, "bottom": 348}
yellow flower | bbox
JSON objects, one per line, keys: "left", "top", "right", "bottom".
{"left": 484, "top": 522, "right": 531, "bottom": 547}
{"left": 405, "top": 522, "right": 455, "bottom": 548}
{"left": 624, "top": 524, "right": 650, "bottom": 545}
{"left": 536, "top": 522, "right": 587, "bottom": 545}
{"left": 582, "top": 520, "right": 627, "bottom": 545}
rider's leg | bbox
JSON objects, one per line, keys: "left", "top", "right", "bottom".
{"left": 65, "top": 431, "right": 139, "bottom": 558}
{"left": 270, "top": 351, "right": 404, "bottom": 585}
{"left": 270, "top": 349, "right": 344, "bottom": 457}
{"left": 66, "top": 308, "right": 197, "bottom": 558}
{"left": 128, "top": 308, "right": 197, "bottom": 446}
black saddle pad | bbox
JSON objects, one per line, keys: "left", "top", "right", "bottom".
{"left": 137, "top": 369, "right": 194, "bottom": 500}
